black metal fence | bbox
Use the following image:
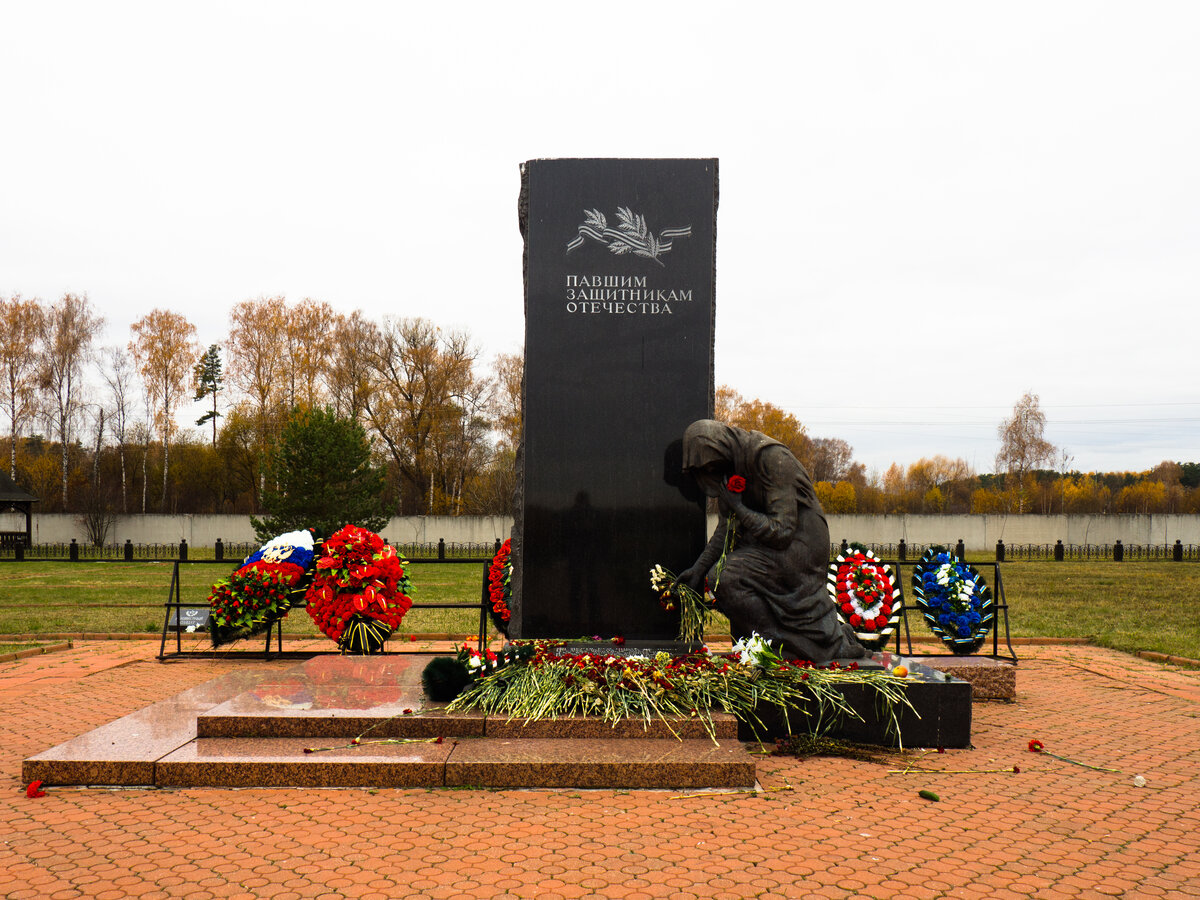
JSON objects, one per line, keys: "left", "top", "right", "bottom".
{"left": 0, "top": 536, "right": 504, "bottom": 562}
{"left": 4, "top": 535, "right": 1196, "bottom": 564}
{"left": 831, "top": 538, "right": 1199, "bottom": 563}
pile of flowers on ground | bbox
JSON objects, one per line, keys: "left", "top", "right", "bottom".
{"left": 447, "top": 633, "right": 912, "bottom": 743}
{"left": 827, "top": 544, "right": 902, "bottom": 650}
{"left": 487, "top": 538, "right": 513, "bottom": 635}
{"left": 911, "top": 547, "right": 994, "bottom": 654}
{"left": 305, "top": 524, "right": 413, "bottom": 654}
{"left": 207, "top": 529, "right": 315, "bottom": 647}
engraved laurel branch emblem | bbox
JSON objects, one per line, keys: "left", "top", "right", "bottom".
{"left": 566, "top": 207, "right": 691, "bottom": 266}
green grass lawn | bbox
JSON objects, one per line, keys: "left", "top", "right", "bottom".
{"left": 0, "top": 560, "right": 1197, "bottom": 661}
{"left": 0, "top": 561, "right": 487, "bottom": 637}
{"left": 0, "top": 642, "right": 52, "bottom": 655}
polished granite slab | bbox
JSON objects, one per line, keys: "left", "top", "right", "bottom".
{"left": 23, "top": 667, "right": 273, "bottom": 786}
{"left": 26, "top": 655, "right": 756, "bottom": 789}
{"left": 518, "top": 158, "right": 717, "bottom": 640}
{"left": 25, "top": 651, "right": 968, "bottom": 788}
{"left": 444, "top": 737, "right": 754, "bottom": 789}
{"left": 156, "top": 736, "right": 452, "bottom": 788}
{"left": 196, "top": 654, "right": 485, "bottom": 738}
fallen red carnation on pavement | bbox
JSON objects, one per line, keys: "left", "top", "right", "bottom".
{"left": 26, "top": 781, "right": 47, "bottom": 798}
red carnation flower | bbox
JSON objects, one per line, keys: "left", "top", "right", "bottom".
{"left": 1028, "top": 739, "right": 1044, "bottom": 753}
{"left": 726, "top": 475, "right": 747, "bottom": 493}
{"left": 26, "top": 780, "right": 47, "bottom": 798}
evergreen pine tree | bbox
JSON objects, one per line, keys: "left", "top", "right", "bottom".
{"left": 193, "top": 344, "right": 224, "bottom": 446}
{"left": 251, "top": 407, "right": 389, "bottom": 541}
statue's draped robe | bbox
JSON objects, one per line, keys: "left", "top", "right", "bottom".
{"left": 683, "top": 421, "right": 863, "bottom": 663}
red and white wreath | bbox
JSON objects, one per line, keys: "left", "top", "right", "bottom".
{"left": 826, "top": 545, "right": 902, "bottom": 651}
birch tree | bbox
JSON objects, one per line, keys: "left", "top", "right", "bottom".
{"left": 129, "top": 309, "right": 198, "bottom": 512}
{"left": 0, "top": 295, "right": 44, "bottom": 480}
{"left": 996, "top": 391, "right": 1056, "bottom": 513}
{"left": 101, "top": 347, "right": 137, "bottom": 513}
{"left": 38, "top": 293, "right": 102, "bottom": 507}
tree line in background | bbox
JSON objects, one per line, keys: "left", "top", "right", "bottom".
{"left": 1, "top": 293, "right": 521, "bottom": 537}
{"left": 713, "top": 388, "right": 1200, "bottom": 515}
{"left": 3, "top": 293, "right": 1199, "bottom": 531}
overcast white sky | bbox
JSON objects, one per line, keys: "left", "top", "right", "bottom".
{"left": 2, "top": 1, "right": 1197, "bottom": 476}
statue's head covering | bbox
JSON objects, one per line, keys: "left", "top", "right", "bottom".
{"left": 683, "top": 418, "right": 820, "bottom": 509}
{"left": 682, "top": 419, "right": 786, "bottom": 475}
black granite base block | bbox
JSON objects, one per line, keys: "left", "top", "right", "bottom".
{"left": 737, "top": 676, "right": 972, "bottom": 748}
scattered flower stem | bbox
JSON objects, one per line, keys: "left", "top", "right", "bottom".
{"left": 1028, "top": 738, "right": 1119, "bottom": 772}
{"left": 887, "top": 767, "right": 1020, "bottom": 775}
{"left": 1034, "top": 750, "right": 1119, "bottom": 772}
{"left": 669, "top": 784, "right": 793, "bottom": 800}
{"left": 304, "top": 736, "right": 445, "bottom": 754}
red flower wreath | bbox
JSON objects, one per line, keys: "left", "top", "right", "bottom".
{"left": 487, "top": 538, "right": 513, "bottom": 635}
{"left": 304, "top": 524, "right": 413, "bottom": 653}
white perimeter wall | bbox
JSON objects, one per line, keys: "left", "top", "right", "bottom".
{"left": 4, "top": 513, "right": 1200, "bottom": 548}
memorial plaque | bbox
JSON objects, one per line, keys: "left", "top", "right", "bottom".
{"left": 169, "top": 607, "right": 211, "bottom": 632}
{"left": 515, "top": 158, "right": 717, "bottom": 639}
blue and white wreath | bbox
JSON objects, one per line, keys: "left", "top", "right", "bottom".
{"left": 911, "top": 547, "right": 995, "bottom": 654}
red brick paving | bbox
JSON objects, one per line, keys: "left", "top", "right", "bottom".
{"left": 3, "top": 641, "right": 1200, "bottom": 899}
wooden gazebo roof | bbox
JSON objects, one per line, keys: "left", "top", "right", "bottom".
{"left": 0, "top": 471, "right": 38, "bottom": 506}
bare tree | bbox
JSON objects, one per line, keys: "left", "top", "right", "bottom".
{"left": 101, "top": 347, "right": 137, "bottom": 513}
{"left": 79, "top": 403, "right": 116, "bottom": 545}
{"left": 362, "top": 317, "right": 485, "bottom": 514}
{"left": 0, "top": 294, "right": 44, "bottom": 480}
{"left": 996, "top": 391, "right": 1056, "bottom": 513}
{"left": 129, "top": 309, "right": 198, "bottom": 512}
{"left": 490, "top": 350, "right": 523, "bottom": 454}
{"left": 38, "top": 293, "right": 103, "bottom": 507}
{"left": 808, "top": 437, "right": 855, "bottom": 484}
{"left": 225, "top": 297, "right": 287, "bottom": 494}
{"left": 283, "top": 298, "right": 334, "bottom": 410}
{"left": 328, "top": 311, "right": 374, "bottom": 424}
{"left": 226, "top": 297, "right": 286, "bottom": 423}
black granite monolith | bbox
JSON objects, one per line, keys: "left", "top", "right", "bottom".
{"left": 513, "top": 158, "right": 717, "bottom": 639}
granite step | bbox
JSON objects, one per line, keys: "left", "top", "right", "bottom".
{"left": 154, "top": 735, "right": 756, "bottom": 789}
{"left": 197, "top": 703, "right": 738, "bottom": 741}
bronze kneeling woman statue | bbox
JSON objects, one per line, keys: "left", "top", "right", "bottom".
{"left": 678, "top": 420, "right": 865, "bottom": 664}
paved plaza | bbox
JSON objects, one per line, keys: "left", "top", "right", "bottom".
{"left": 3, "top": 640, "right": 1199, "bottom": 899}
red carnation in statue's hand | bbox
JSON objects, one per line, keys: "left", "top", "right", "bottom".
{"left": 726, "top": 475, "right": 747, "bottom": 493}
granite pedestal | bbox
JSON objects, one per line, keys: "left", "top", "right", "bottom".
{"left": 911, "top": 656, "right": 1017, "bottom": 700}
{"left": 25, "top": 655, "right": 752, "bottom": 790}
{"left": 25, "top": 651, "right": 972, "bottom": 789}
